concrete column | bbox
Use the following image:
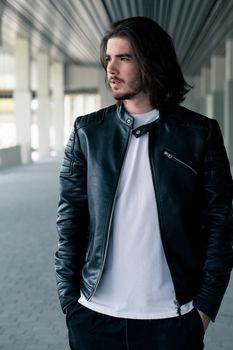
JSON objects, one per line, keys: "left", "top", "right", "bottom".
{"left": 14, "top": 37, "right": 31, "bottom": 164}
{"left": 224, "top": 39, "right": 233, "bottom": 165}
{"left": 50, "top": 62, "right": 64, "bottom": 154}
{"left": 182, "top": 76, "right": 194, "bottom": 110}
{"left": 210, "top": 56, "right": 225, "bottom": 133}
{"left": 200, "top": 66, "right": 211, "bottom": 117}
{"left": 192, "top": 75, "right": 201, "bottom": 113}
{"left": 37, "top": 52, "right": 50, "bottom": 159}
{"left": 182, "top": 75, "right": 201, "bottom": 113}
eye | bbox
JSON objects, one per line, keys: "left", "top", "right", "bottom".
{"left": 120, "top": 55, "right": 132, "bottom": 62}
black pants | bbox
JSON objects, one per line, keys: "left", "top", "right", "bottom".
{"left": 66, "top": 302, "right": 205, "bottom": 350}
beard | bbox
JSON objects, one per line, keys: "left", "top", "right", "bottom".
{"left": 112, "top": 91, "right": 138, "bottom": 101}
{"left": 112, "top": 89, "right": 141, "bottom": 101}
{"left": 108, "top": 76, "right": 143, "bottom": 101}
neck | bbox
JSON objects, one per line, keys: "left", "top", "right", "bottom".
{"left": 122, "top": 93, "right": 153, "bottom": 115}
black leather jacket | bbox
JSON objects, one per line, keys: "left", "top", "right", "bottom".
{"left": 55, "top": 103, "right": 233, "bottom": 321}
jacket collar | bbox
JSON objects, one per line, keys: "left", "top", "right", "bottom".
{"left": 116, "top": 103, "right": 134, "bottom": 128}
{"left": 116, "top": 102, "right": 164, "bottom": 130}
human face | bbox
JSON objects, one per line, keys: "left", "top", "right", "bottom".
{"left": 106, "top": 37, "right": 143, "bottom": 101}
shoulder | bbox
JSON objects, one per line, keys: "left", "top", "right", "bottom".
{"left": 167, "top": 105, "right": 218, "bottom": 131}
{"left": 74, "top": 104, "right": 117, "bottom": 131}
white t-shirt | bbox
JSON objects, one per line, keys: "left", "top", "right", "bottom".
{"left": 79, "top": 109, "right": 193, "bottom": 319}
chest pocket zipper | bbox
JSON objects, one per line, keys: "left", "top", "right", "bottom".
{"left": 163, "top": 150, "right": 198, "bottom": 176}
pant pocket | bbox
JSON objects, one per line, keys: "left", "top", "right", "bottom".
{"left": 192, "top": 309, "right": 205, "bottom": 336}
{"left": 66, "top": 301, "right": 84, "bottom": 324}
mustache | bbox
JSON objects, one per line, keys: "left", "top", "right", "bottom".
{"left": 108, "top": 76, "right": 124, "bottom": 83}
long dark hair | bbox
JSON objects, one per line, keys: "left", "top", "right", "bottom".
{"left": 100, "top": 17, "right": 191, "bottom": 109}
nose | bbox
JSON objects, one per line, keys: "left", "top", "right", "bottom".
{"left": 107, "top": 59, "right": 118, "bottom": 74}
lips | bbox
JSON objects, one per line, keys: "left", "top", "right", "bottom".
{"left": 109, "top": 78, "right": 124, "bottom": 91}
{"left": 109, "top": 77, "right": 123, "bottom": 84}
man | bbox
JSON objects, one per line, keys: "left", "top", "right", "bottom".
{"left": 55, "top": 17, "right": 233, "bottom": 350}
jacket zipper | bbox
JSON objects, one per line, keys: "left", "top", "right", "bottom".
{"left": 163, "top": 150, "right": 198, "bottom": 175}
{"left": 87, "top": 130, "right": 132, "bottom": 300}
{"left": 88, "top": 190, "right": 118, "bottom": 300}
{"left": 174, "top": 299, "right": 181, "bottom": 316}
{"left": 148, "top": 138, "right": 182, "bottom": 314}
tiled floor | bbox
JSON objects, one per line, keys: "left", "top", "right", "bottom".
{"left": 0, "top": 159, "right": 232, "bottom": 349}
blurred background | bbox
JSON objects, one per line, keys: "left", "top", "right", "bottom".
{"left": 0, "top": 1, "right": 232, "bottom": 349}
{"left": 0, "top": 0, "right": 233, "bottom": 168}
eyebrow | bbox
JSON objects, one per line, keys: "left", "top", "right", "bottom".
{"left": 105, "top": 53, "right": 133, "bottom": 59}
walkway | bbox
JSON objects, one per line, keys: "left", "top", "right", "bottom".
{"left": 0, "top": 159, "right": 232, "bottom": 349}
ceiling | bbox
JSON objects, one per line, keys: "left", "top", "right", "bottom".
{"left": 1, "top": 0, "right": 233, "bottom": 76}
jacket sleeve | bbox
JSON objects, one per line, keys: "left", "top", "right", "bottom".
{"left": 193, "top": 119, "right": 233, "bottom": 321}
{"left": 55, "top": 124, "right": 88, "bottom": 312}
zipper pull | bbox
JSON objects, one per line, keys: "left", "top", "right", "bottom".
{"left": 174, "top": 300, "right": 181, "bottom": 316}
{"left": 164, "top": 151, "right": 173, "bottom": 159}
